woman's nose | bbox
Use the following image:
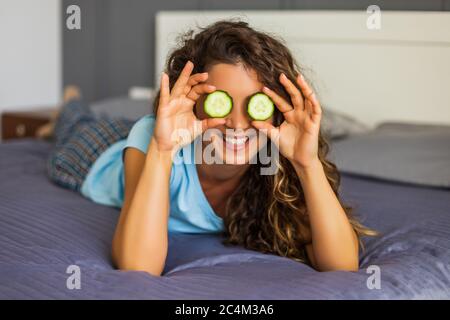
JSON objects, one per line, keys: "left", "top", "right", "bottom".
{"left": 225, "top": 102, "right": 251, "bottom": 130}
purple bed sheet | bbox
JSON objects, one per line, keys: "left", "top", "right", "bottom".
{"left": 0, "top": 139, "right": 449, "bottom": 299}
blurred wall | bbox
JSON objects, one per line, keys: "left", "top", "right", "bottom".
{"left": 0, "top": 0, "right": 61, "bottom": 112}
{"left": 62, "top": 0, "right": 450, "bottom": 102}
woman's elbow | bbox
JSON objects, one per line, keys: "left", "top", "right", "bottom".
{"left": 313, "top": 259, "right": 359, "bottom": 272}
{"left": 111, "top": 245, "right": 164, "bottom": 277}
{"left": 113, "top": 255, "right": 164, "bottom": 277}
{"left": 121, "top": 263, "right": 164, "bottom": 277}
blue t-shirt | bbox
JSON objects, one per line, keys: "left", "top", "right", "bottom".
{"left": 80, "top": 114, "right": 224, "bottom": 234}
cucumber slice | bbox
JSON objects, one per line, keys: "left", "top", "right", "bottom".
{"left": 204, "top": 90, "right": 233, "bottom": 118}
{"left": 247, "top": 93, "right": 274, "bottom": 121}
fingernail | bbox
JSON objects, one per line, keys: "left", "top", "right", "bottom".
{"left": 300, "top": 73, "right": 304, "bottom": 80}
{"left": 263, "top": 86, "right": 270, "bottom": 92}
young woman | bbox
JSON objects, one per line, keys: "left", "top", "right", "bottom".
{"left": 46, "top": 20, "right": 375, "bottom": 276}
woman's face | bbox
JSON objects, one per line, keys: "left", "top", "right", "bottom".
{"left": 195, "top": 63, "right": 273, "bottom": 165}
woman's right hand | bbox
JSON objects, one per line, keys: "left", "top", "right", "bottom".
{"left": 152, "top": 61, "right": 226, "bottom": 153}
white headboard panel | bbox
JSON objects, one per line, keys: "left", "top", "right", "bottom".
{"left": 156, "top": 11, "right": 450, "bottom": 127}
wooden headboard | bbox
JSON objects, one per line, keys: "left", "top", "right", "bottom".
{"left": 156, "top": 11, "right": 450, "bottom": 127}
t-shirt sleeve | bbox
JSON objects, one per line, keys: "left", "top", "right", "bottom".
{"left": 123, "top": 114, "right": 156, "bottom": 156}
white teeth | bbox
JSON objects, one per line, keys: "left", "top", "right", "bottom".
{"left": 225, "top": 136, "right": 247, "bottom": 145}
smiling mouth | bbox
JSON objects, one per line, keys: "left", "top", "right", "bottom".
{"left": 222, "top": 135, "right": 250, "bottom": 151}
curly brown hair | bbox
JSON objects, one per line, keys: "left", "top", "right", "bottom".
{"left": 154, "top": 20, "right": 376, "bottom": 264}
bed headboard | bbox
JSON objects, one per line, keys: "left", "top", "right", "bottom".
{"left": 156, "top": 11, "right": 450, "bottom": 127}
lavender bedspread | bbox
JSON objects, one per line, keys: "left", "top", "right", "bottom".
{"left": 0, "top": 139, "right": 449, "bottom": 299}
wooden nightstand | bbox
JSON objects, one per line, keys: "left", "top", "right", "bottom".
{"left": 1, "top": 108, "right": 57, "bottom": 141}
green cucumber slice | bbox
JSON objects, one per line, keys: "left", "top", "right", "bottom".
{"left": 247, "top": 93, "right": 274, "bottom": 121}
{"left": 204, "top": 90, "right": 233, "bottom": 118}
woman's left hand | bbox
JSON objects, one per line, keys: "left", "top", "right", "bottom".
{"left": 252, "top": 73, "right": 322, "bottom": 170}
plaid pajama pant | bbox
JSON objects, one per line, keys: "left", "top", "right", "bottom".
{"left": 46, "top": 99, "right": 135, "bottom": 192}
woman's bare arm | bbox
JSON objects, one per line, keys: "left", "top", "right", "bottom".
{"left": 297, "top": 161, "right": 359, "bottom": 272}
{"left": 111, "top": 61, "right": 223, "bottom": 276}
{"left": 112, "top": 140, "right": 172, "bottom": 276}
{"left": 253, "top": 73, "right": 358, "bottom": 272}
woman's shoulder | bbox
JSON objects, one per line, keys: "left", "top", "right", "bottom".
{"left": 132, "top": 113, "right": 156, "bottom": 129}
{"left": 124, "top": 114, "right": 156, "bottom": 154}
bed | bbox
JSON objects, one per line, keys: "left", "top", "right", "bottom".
{"left": 0, "top": 136, "right": 449, "bottom": 299}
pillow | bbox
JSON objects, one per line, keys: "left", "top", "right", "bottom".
{"left": 90, "top": 96, "right": 153, "bottom": 121}
{"left": 321, "top": 107, "right": 369, "bottom": 140}
{"left": 329, "top": 122, "right": 450, "bottom": 188}
{"left": 90, "top": 87, "right": 156, "bottom": 120}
